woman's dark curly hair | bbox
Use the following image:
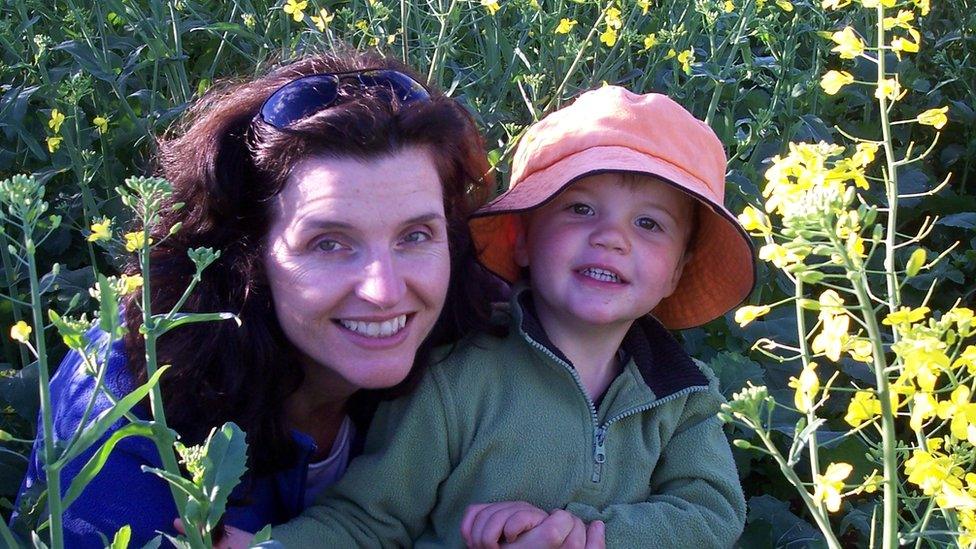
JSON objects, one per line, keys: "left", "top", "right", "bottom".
{"left": 122, "top": 49, "right": 494, "bottom": 476}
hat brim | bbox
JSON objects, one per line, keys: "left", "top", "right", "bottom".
{"left": 470, "top": 146, "right": 756, "bottom": 330}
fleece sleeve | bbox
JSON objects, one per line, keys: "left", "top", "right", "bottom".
{"left": 564, "top": 391, "right": 747, "bottom": 549}
{"left": 271, "top": 368, "right": 456, "bottom": 548}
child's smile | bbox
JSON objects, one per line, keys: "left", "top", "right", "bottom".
{"left": 516, "top": 172, "right": 695, "bottom": 337}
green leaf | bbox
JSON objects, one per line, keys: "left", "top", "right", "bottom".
{"left": 97, "top": 274, "right": 123, "bottom": 339}
{"left": 150, "top": 312, "right": 240, "bottom": 337}
{"left": 251, "top": 525, "right": 273, "bottom": 544}
{"left": 60, "top": 422, "right": 155, "bottom": 510}
{"left": 202, "top": 423, "right": 248, "bottom": 530}
{"left": 906, "top": 248, "right": 926, "bottom": 277}
{"left": 937, "top": 212, "right": 976, "bottom": 229}
{"left": 56, "top": 366, "right": 171, "bottom": 466}
{"left": 109, "top": 525, "right": 132, "bottom": 549}
{"left": 140, "top": 466, "right": 206, "bottom": 502}
{"left": 746, "top": 495, "right": 823, "bottom": 546}
{"left": 706, "top": 352, "right": 766, "bottom": 399}
{"left": 786, "top": 417, "right": 825, "bottom": 467}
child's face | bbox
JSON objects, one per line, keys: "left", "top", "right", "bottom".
{"left": 515, "top": 173, "right": 695, "bottom": 333}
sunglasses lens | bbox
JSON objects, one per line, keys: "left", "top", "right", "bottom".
{"left": 359, "top": 70, "right": 431, "bottom": 104}
{"left": 260, "top": 75, "right": 339, "bottom": 129}
{"left": 259, "top": 70, "right": 430, "bottom": 129}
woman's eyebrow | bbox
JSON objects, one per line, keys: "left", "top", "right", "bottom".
{"left": 302, "top": 212, "right": 446, "bottom": 231}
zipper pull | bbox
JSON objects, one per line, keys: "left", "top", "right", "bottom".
{"left": 591, "top": 426, "right": 607, "bottom": 483}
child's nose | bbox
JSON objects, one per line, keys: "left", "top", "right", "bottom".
{"left": 588, "top": 222, "right": 631, "bottom": 254}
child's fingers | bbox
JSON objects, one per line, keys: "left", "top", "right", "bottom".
{"left": 461, "top": 503, "right": 492, "bottom": 545}
{"left": 561, "top": 512, "right": 587, "bottom": 549}
{"left": 502, "top": 509, "right": 548, "bottom": 542}
{"left": 584, "top": 520, "right": 606, "bottom": 549}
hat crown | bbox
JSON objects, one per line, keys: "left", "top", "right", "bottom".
{"left": 511, "top": 86, "right": 726, "bottom": 201}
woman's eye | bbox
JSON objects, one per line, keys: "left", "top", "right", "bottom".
{"left": 570, "top": 203, "right": 594, "bottom": 216}
{"left": 636, "top": 217, "right": 660, "bottom": 231}
{"left": 402, "top": 230, "right": 432, "bottom": 244}
{"left": 316, "top": 239, "right": 345, "bottom": 252}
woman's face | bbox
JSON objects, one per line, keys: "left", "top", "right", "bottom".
{"left": 264, "top": 146, "right": 451, "bottom": 393}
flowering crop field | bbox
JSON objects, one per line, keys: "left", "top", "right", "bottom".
{"left": 0, "top": 0, "right": 974, "bottom": 547}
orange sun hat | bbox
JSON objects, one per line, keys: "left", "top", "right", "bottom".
{"left": 469, "top": 86, "right": 756, "bottom": 330}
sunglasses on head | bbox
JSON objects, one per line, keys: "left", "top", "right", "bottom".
{"left": 258, "top": 69, "right": 431, "bottom": 129}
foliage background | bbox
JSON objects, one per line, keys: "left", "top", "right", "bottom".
{"left": 0, "top": 0, "right": 973, "bottom": 545}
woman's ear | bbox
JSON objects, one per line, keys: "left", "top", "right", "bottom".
{"left": 513, "top": 215, "right": 530, "bottom": 268}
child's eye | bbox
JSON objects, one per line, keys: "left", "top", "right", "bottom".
{"left": 636, "top": 217, "right": 660, "bottom": 231}
{"left": 569, "top": 203, "right": 594, "bottom": 216}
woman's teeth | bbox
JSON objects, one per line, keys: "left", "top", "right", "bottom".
{"left": 338, "top": 314, "right": 407, "bottom": 338}
{"left": 580, "top": 267, "right": 621, "bottom": 283}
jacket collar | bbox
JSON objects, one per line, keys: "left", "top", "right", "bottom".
{"left": 511, "top": 286, "right": 708, "bottom": 400}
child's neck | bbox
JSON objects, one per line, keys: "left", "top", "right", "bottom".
{"left": 532, "top": 303, "right": 632, "bottom": 401}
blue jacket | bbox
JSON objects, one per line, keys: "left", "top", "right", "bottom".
{"left": 13, "top": 327, "right": 323, "bottom": 548}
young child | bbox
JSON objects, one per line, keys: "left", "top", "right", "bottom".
{"left": 269, "top": 86, "right": 755, "bottom": 548}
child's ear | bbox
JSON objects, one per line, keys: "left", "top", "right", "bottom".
{"left": 513, "top": 215, "right": 530, "bottom": 268}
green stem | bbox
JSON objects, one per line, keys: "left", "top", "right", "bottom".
{"left": 426, "top": 0, "right": 459, "bottom": 87}
{"left": 704, "top": 0, "right": 752, "bottom": 127}
{"left": 137, "top": 237, "right": 206, "bottom": 548}
{"left": 755, "top": 428, "right": 844, "bottom": 549}
{"left": 26, "top": 237, "right": 63, "bottom": 548}
{"left": 793, "top": 279, "right": 829, "bottom": 523}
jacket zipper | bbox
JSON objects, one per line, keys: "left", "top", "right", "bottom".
{"left": 519, "top": 325, "right": 709, "bottom": 484}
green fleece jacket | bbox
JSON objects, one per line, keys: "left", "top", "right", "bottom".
{"left": 272, "top": 290, "right": 746, "bottom": 547}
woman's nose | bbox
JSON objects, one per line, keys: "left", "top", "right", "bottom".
{"left": 589, "top": 220, "right": 631, "bottom": 254}
{"left": 356, "top": 253, "right": 407, "bottom": 309}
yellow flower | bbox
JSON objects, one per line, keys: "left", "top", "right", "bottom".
{"left": 124, "top": 231, "right": 147, "bottom": 252}
{"left": 847, "top": 337, "right": 873, "bottom": 363}
{"left": 242, "top": 13, "right": 256, "bottom": 29}
{"left": 883, "top": 306, "right": 930, "bottom": 326}
{"left": 282, "top": 0, "right": 307, "bottom": 22}
{"left": 845, "top": 390, "right": 881, "bottom": 427}
{"left": 555, "top": 18, "right": 577, "bottom": 34}
{"left": 93, "top": 115, "right": 109, "bottom": 135}
{"left": 917, "top": 106, "right": 949, "bottom": 130}
{"left": 859, "top": 471, "right": 882, "bottom": 494}
{"left": 665, "top": 48, "right": 676, "bottom": 60}
{"left": 637, "top": 0, "right": 652, "bottom": 15}
{"left": 875, "top": 78, "right": 903, "bottom": 101}
{"left": 851, "top": 142, "right": 879, "bottom": 167}
{"left": 723, "top": 0, "right": 734, "bottom": 12}
{"left": 891, "top": 29, "right": 920, "bottom": 58}
{"left": 905, "top": 449, "right": 957, "bottom": 496}
{"left": 895, "top": 335, "right": 949, "bottom": 392}
{"left": 310, "top": 8, "right": 334, "bottom": 32}
{"left": 911, "top": 0, "right": 930, "bottom": 16}
{"left": 734, "top": 305, "right": 771, "bottom": 327}
{"left": 909, "top": 392, "right": 938, "bottom": 431}
{"left": 775, "top": 0, "right": 793, "bottom": 11}
{"left": 677, "top": 48, "right": 695, "bottom": 74}
{"left": 48, "top": 108, "right": 65, "bottom": 133}
{"left": 820, "top": 70, "right": 854, "bottom": 95}
{"left": 529, "top": 0, "right": 540, "bottom": 9}
{"left": 937, "top": 386, "right": 976, "bottom": 445}
{"left": 830, "top": 27, "right": 864, "bottom": 59}
{"left": 759, "top": 243, "right": 802, "bottom": 268}
{"left": 46, "top": 136, "right": 63, "bottom": 153}
{"left": 821, "top": 0, "right": 850, "bottom": 9}
{"left": 481, "top": 0, "right": 500, "bottom": 15}
{"left": 119, "top": 274, "right": 144, "bottom": 295}
{"left": 737, "top": 205, "right": 771, "bottom": 235}
{"left": 883, "top": 9, "right": 915, "bottom": 30}
{"left": 605, "top": 7, "right": 623, "bottom": 29}
{"left": 354, "top": 19, "right": 368, "bottom": 31}
{"left": 953, "top": 345, "right": 976, "bottom": 374}
{"left": 600, "top": 26, "right": 618, "bottom": 47}
{"left": 88, "top": 218, "right": 112, "bottom": 242}
{"left": 861, "top": 0, "right": 896, "bottom": 7}
{"left": 812, "top": 313, "right": 850, "bottom": 362}
{"left": 813, "top": 462, "right": 852, "bottom": 512}
{"left": 788, "top": 362, "right": 820, "bottom": 413}
{"left": 643, "top": 33, "right": 659, "bottom": 50}
{"left": 10, "top": 321, "right": 31, "bottom": 344}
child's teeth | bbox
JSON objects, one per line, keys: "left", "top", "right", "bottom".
{"left": 339, "top": 314, "right": 407, "bottom": 338}
{"left": 581, "top": 267, "right": 620, "bottom": 282}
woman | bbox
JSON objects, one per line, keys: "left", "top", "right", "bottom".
{"left": 15, "top": 50, "right": 494, "bottom": 547}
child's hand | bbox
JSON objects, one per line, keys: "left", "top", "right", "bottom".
{"left": 461, "top": 501, "right": 548, "bottom": 548}
{"left": 461, "top": 502, "right": 605, "bottom": 549}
